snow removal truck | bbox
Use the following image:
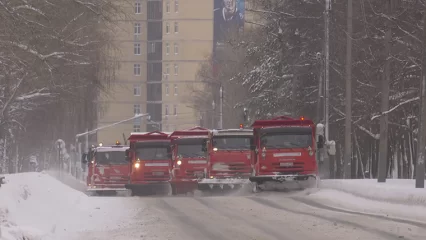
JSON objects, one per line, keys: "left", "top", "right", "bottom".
{"left": 249, "top": 116, "right": 324, "bottom": 192}
{"left": 169, "top": 127, "right": 210, "bottom": 195}
{"left": 198, "top": 126, "right": 254, "bottom": 192}
{"left": 125, "top": 131, "right": 173, "bottom": 196}
{"left": 82, "top": 141, "right": 130, "bottom": 196}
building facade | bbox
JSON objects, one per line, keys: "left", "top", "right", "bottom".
{"left": 97, "top": 0, "right": 214, "bottom": 145}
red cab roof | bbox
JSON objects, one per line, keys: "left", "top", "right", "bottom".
{"left": 251, "top": 116, "right": 314, "bottom": 129}
{"left": 169, "top": 127, "right": 209, "bottom": 139}
{"left": 128, "top": 131, "right": 170, "bottom": 142}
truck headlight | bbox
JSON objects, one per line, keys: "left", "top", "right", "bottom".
{"left": 177, "top": 160, "right": 182, "bottom": 166}
{"left": 134, "top": 162, "right": 140, "bottom": 168}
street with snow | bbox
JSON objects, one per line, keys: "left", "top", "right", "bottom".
{"left": 1, "top": 172, "right": 426, "bottom": 240}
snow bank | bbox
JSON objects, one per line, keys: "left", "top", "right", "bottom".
{"left": 0, "top": 172, "right": 138, "bottom": 240}
{"left": 319, "top": 179, "right": 426, "bottom": 207}
{"left": 307, "top": 189, "right": 426, "bottom": 223}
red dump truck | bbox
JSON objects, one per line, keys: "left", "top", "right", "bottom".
{"left": 169, "top": 127, "right": 209, "bottom": 195}
{"left": 125, "top": 131, "right": 173, "bottom": 196}
{"left": 82, "top": 141, "right": 129, "bottom": 196}
{"left": 198, "top": 126, "right": 254, "bottom": 192}
{"left": 249, "top": 116, "right": 323, "bottom": 192}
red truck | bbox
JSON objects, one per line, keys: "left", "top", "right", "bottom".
{"left": 124, "top": 131, "right": 173, "bottom": 196}
{"left": 198, "top": 126, "right": 254, "bottom": 192}
{"left": 249, "top": 116, "right": 323, "bottom": 192}
{"left": 169, "top": 127, "right": 209, "bottom": 195}
{"left": 82, "top": 141, "right": 129, "bottom": 196}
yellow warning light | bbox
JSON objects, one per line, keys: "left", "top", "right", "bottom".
{"left": 116, "top": 140, "right": 120, "bottom": 145}
{"left": 300, "top": 116, "right": 305, "bottom": 121}
{"left": 239, "top": 124, "right": 243, "bottom": 129}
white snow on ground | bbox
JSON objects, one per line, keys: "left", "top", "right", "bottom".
{"left": 305, "top": 179, "right": 426, "bottom": 223}
{"left": 319, "top": 179, "right": 426, "bottom": 206}
{"left": 0, "top": 172, "right": 140, "bottom": 240}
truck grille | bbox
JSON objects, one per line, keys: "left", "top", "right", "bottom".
{"left": 144, "top": 172, "right": 170, "bottom": 181}
{"left": 271, "top": 162, "right": 304, "bottom": 173}
{"left": 102, "top": 176, "right": 128, "bottom": 184}
{"left": 211, "top": 162, "right": 251, "bottom": 175}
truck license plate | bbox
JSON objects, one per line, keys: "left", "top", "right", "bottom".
{"left": 280, "top": 162, "right": 294, "bottom": 167}
{"left": 153, "top": 172, "right": 164, "bottom": 176}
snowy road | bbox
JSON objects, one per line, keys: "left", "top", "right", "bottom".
{"left": 68, "top": 193, "right": 426, "bottom": 240}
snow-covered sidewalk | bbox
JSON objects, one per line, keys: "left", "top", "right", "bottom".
{"left": 0, "top": 172, "right": 139, "bottom": 240}
{"left": 305, "top": 179, "right": 426, "bottom": 223}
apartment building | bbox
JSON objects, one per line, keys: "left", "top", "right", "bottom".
{"left": 96, "top": 0, "right": 214, "bottom": 145}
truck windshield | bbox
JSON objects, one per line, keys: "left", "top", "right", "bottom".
{"left": 260, "top": 133, "right": 312, "bottom": 149}
{"left": 212, "top": 136, "right": 251, "bottom": 150}
{"left": 135, "top": 146, "right": 171, "bottom": 160}
{"left": 177, "top": 144, "right": 205, "bottom": 158}
{"left": 95, "top": 151, "right": 127, "bottom": 165}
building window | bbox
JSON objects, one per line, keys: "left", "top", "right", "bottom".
{"left": 149, "top": 42, "right": 155, "bottom": 53}
{"left": 165, "top": 105, "right": 169, "bottom": 116}
{"left": 134, "top": 64, "right": 141, "bottom": 76}
{"left": 135, "top": 1, "right": 141, "bottom": 14}
{"left": 174, "top": 43, "right": 179, "bottom": 55}
{"left": 173, "top": 105, "right": 177, "bottom": 116}
{"left": 174, "top": 0, "right": 179, "bottom": 12}
{"left": 174, "top": 84, "right": 177, "bottom": 96}
{"left": 134, "top": 104, "right": 141, "bottom": 115}
{"left": 133, "top": 125, "right": 141, "bottom": 132}
{"left": 166, "top": 22, "right": 170, "bottom": 34}
{"left": 174, "top": 64, "right": 178, "bottom": 75}
{"left": 134, "top": 43, "right": 141, "bottom": 55}
{"left": 166, "top": 1, "right": 170, "bottom": 13}
{"left": 134, "top": 23, "right": 141, "bottom": 35}
{"left": 134, "top": 85, "right": 141, "bottom": 96}
{"left": 174, "top": 22, "right": 178, "bottom": 33}
{"left": 165, "top": 84, "right": 169, "bottom": 95}
{"left": 166, "top": 43, "right": 170, "bottom": 55}
{"left": 165, "top": 64, "right": 170, "bottom": 75}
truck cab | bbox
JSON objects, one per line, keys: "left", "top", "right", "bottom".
{"left": 124, "top": 131, "right": 173, "bottom": 196}
{"left": 169, "top": 127, "right": 209, "bottom": 195}
{"left": 82, "top": 141, "right": 129, "bottom": 195}
{"left": 198, "top": 126, "right": 254, "bottom": 190}
{"left": 249, "top": 116, "right": 324, "bottom": 192}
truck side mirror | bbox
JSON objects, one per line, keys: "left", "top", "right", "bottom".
{"left": 201, "top": 139, "right": 208, "bottom": 152}
{"left": 81, "top": 153, "right": 88, "bottom": 163}
{"left": 125, "top": 149, "right": 131, "bottom": 161}
{"left": 317, "top": 135, "right": 324, "bottom": 149}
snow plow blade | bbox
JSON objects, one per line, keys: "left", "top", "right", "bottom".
{"left": 125, "top": 182, "right": 172, "bottom": 196}
{"left": 197, "top": 178, "right": 250, "bottom": 191}
{"left": 86, "top": 186, "right": 130, "bottom": 196}
{"left": 249, "top": 174, "right": 318, "bottom": 192}
{"left": 169, "top": 180, "right": 198, "bottom": 195}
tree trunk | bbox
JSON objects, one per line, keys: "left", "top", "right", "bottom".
{"left": 378, "top": 0, "right": 392, "bottom": 182}
{"left": 344, "top": 0, "right": 353, "bottom": 179}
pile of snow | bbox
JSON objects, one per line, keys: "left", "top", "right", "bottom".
{"left": 0, "top": 172, "right": 138, "bottom": 240}
{"left": 319, "top": 179, "right": 426, "bottom": 206}
{"left": 305, "top": 179, "right": 426, "bottom": 223}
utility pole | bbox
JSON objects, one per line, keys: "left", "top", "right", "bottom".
{"left": 378, "top": 0, "right": 392, "bottom": 183}
{"left": 416, "top": 2, "right": 426, "bottom": 188}
{"left": 219, "top": 85, "right": 223, "bottom": 129}
{"left": 344, "top": 0, "right": 353, "bottom": 179}
{"left": 324, "top": 0, "right": 331, "bottom": 142}
{"left": 321, "top": 0, "right": 332, "bottom": 179}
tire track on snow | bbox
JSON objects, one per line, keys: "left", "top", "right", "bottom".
{"left": 247, "top": 196, "right": 408, "bottom": 240}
